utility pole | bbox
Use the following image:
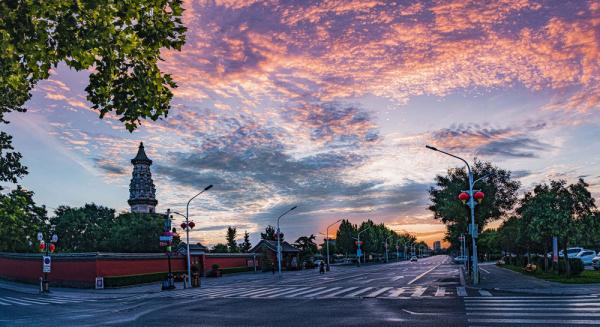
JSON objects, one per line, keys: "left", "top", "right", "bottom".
{"left": 426, "top": 145, "right": 487, "bottom": 285}
{"left": 276, "top": 206, "right": 297, "bottom": 279}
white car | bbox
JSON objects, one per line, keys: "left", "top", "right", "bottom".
{"left": 564, "top": 247, "right": 585, "bottom": 258}
{"left": 410, "top": 256, "right": 418, "bottom": 262}
{"left": 574, "top": 250, "right": 597, "bottom": 265}
{"left": 592, "top": 256, "right": 600, "bottom": 270}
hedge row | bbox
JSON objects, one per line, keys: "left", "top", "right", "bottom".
{"left": 220, "top": 266, "right": 252, "bottom": 275}
{"left": 104, "top": 271, "right": 184, "bottom": 287}
{"left": 502, "top": 256, "right": 584, "bottom": 276}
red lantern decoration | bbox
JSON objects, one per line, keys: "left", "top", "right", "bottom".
{"left": 180, "top": 222, "right": 187, "bottom": 230}
{"left": 39, "top": 242, "right": 45, "bottom": 251}
{"left": 474, "top": 191, "right": 485, "bottom": 204}
{"left": 458, "top": 192, "right": 470, "bottom": 204}
{"left": 49, "top": 243, "right": 56, "bottom": 253}
{"left": 188, "top": 221, "right": 195, "bottom": 229}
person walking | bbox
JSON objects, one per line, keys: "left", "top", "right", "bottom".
{"left": 319, "top": 261, "right": 325, "bottom": 274}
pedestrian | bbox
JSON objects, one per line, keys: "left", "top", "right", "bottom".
{"left": 319, "top": 261, "right": 325, "bottom": 274}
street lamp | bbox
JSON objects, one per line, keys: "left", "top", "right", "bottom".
{"left": 276, "top": 205, "right": 297, "bottom": 279}
{"left": 354, "top": 226, "right": 371, "bottom": 266}
{"left": 37, "top": 231, "right": 58, "bottom": 293}
{"left": 181, "top": 184, "right": 213, "bottom": 287}
{"left": 384, "top": 235, "right": 392, "bottom": 263}
{"left": 426, "top": 145, "right": 487, "bottom": 285}
{"left": 325, "top": 219, "right": 342, "bottom": 271}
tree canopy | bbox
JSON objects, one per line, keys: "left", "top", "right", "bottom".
{"left": 428, "top": 159, "right": 520, "bottom": 252}
{"left": 0, "top": 0, "right": 186, "bottom": 130}
{"left": 226, "top": 226, "right": 239, "bottom": 253}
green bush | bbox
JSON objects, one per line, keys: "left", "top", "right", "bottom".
{"left": 211, "top": 263, "right": 220, "bottom": 270}
{"left": 220, "top": 266, "right": 250, "bottom": 275}
{"left": 104, "top": 271, "right": 184, "bottom": 287}
{"left": 558, "top": 258, "right": 584, "bottom": 276}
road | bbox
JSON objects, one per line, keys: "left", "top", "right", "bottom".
{"left": 1, "top": 255, "right": 600, "bottom": 326}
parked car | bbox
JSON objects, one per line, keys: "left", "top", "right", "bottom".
{"left": 574, "top": 250, "right": 597, "bottom": 265}
{"left": 549, "top": 247, "right": 585, "bottom": 258}
{"left": 410, "top": 256, "right": 418, "bottom": 262}
{"left": 592, "top": 256, "right": 600, "bottom": 270}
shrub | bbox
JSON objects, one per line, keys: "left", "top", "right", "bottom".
{"left": 220, "top": 266, "right": 251, "bottom": 275}
{"left": 558, "top": 258, "right": 584, "bottom": 276}
{"left": 104, "top": 271, "right": 185, "bottom": 287}
{"left": 211, "top": 263, "right": 220, "bottom": 271}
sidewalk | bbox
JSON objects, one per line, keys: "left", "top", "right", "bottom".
{"left": 476, "top": 262, "right": 600, "bottom": 295}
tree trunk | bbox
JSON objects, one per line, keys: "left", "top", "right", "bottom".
{"left": 563, "top": 242, "right": 570, "bottom": 276}
{"left": 543, "top": 242, "right": 548, "bottom": 272}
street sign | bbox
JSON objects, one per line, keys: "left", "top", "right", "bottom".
{"left": 42, "top": 256, "right": 51, "bottom": 273}
{"left": 159, "top": 236, "right": 173, "bottom": 242}
{"left": 95, "top": 277, "right": 104, "bottom": 289}
{"left": 357, "top": 249, "right": 363, "bottom": 257}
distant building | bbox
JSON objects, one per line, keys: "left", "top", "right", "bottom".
{"left": 128, "top": 142, "right": 158, "bottom": 213}
{"left": 433, "top": 240, "right": 441, "bottom": 252}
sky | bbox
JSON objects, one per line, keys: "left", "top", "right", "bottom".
{"left": 3, "top": 0, "right": 600, "bottom": 248}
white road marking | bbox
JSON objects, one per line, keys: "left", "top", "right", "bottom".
{"left": 305, "top": 287, "right": 342, "bottom": 298}
{"left": 344, "top": 287, "right": 374, "bottom": 297}
{"left": 387, "top": 288, "right": 406, "bottom": 297}
{"left": 468, "top": 318, "right": 600, "bottom": 324}
{"left": 322, "top": 287, "right": 359, "bottom": 298}
{"left": 0, "top": 298, "right": 32, "bottom": 305}
{"left": 411, "top": 287, "right": 426, "bottom": 297}
{"left": 478, "top": 290, "right": 492, "bottom": 297}
{"left": 365, "top": 287, "right": 393, "bottom": 298}
{"left": 391, "top": 276, "right": 404, "bottom": 281}
{"left": 479, "top": 267, "right": 490, "bottom": 274}
{"left": 466, "top": 307, "right": 600, "bottom": 312}
{"left": 467, "top": 312, "right": 600, "bottom": 317}
{"left": 248, "top": 288, "right": 284, "bottom": 298}
{"left": 407, "top": 262, "right": 443, "bottom": 285}
{"left": 284, "top": 287, "right": 327, "bottom": 298}
{"left": 435, "top": 287, "right": 445, "bottom": 297}
{"left": 263, "top": 287, "right": 310, "bottom": 298}
{"left": 223, "top": 288, "right": 268, "bottom": 297}
{"left": 456, "top": 287, "right": 467, "bottom": 297}
{"left": 0, "top": 299, "right": 10, "bottom": 305}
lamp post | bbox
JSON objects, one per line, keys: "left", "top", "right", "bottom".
{"left": 325, "top": 219, "right": 342, "bottom": 271}
{"left": 384, "top": 235, "right": 392, "bottom": 263}
{"left": 276, "top": 206, "right": 297, "bottom": 279}
{"left": 181, "top": 184, "right": 213, "bottom": 287}
{"left": 396, "top": 240, "right": 400, "bottom": 262}
{"left": 426, "top": 145, "right": 487, "bottom": 285}
{"left": 354, "top": 226, "right": 371, "bottom": 266}
{"left": 37, "top": 231, "right": 58, "bottom": 293}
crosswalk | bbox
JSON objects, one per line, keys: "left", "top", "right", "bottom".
{"left": 465, "top": 295, "right": 600, "bottom": 326}
{"left": 145, "top": 285, "right": 487, "bottom": 300}
{"left": 0, "top": 294, "right": 94, "bottom": 306}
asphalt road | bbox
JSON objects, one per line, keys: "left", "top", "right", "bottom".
{"left": 2, "top": 255, "right": 600, "bottom": 326}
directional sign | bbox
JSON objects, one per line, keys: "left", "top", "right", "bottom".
{"left": 159, "top": 236, "right": 173, "bottom": 242}
{"left": 42, "top": 256, "right": 51, "bottom": 273}
{"left": 356, "top": 249, "right": 363, "bottom": 257}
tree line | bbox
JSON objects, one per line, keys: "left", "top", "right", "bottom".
{"left": 429, "top": 159, "right": 599, "bottom": 276}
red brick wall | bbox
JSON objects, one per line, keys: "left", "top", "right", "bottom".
{"left": 0, "top": 254, "right": 187, "bottom": 288}
{"left": 203, "top": 256, "right": 250, "bottom": 271}
{"left": 96, "top": 258, "right": 186, "bottom": 277}
{"left": 0, "top": 253, "right": 258, "bottom": 286}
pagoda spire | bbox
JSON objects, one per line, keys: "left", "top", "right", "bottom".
{"left": 128, "top": 142, "right": 157, "bottom": 213}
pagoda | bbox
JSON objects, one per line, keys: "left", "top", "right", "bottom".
{"left": 128, "top": 142, "right": 158, "bottom": 213}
